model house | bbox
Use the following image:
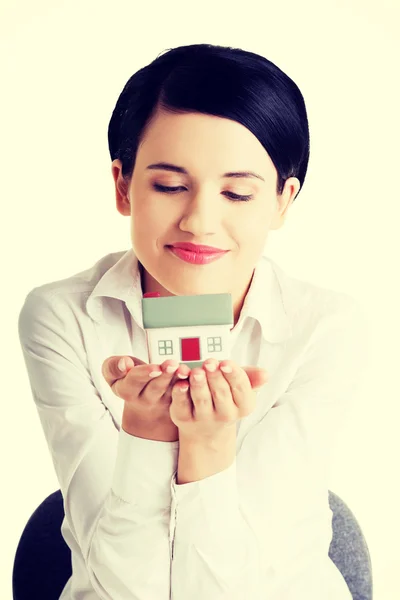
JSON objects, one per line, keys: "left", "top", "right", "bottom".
{"left": 142, "top": 292, "right": 234, "bottom": 368}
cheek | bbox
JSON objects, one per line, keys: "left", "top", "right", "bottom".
{"left": 234, "top": 211, "right": 269, "bottom": 239}
{"left": 132, "top": 201, "right": 163, "bottom": 232}
{"left": 131, "top": 206, "right": 172, "bottom": 258}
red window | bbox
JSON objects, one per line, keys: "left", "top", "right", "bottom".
{"left": 181, "top": 337, "right": 200, "bottom": 361}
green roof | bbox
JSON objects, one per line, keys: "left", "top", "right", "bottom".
{"left": 142, "top": 293, "right": 233, "bottom": 329}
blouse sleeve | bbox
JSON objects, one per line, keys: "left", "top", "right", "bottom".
{"left": 18, "top": 290, "right": 179, "bottom": 600}
{"left": 168, "top": 295, "right": 369, "bottom": 599}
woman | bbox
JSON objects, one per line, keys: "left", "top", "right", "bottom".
{"left": 18, "top": 43, "right": 368, "bottom": 599}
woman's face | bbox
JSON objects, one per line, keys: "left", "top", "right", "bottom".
{"left": 112, "top": 109, "right": 300, "bottom": 323}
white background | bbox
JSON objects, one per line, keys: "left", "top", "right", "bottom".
{"left": 1, "top": 1, "right": 399, "bottom": 598}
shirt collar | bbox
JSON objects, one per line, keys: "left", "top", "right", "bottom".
{"left": 86, "top": 248, "right": 292, "bottom": 344}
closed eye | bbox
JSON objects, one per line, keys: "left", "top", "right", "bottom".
{"left": 152, "top": 184, "right": 253, "bottom": 202}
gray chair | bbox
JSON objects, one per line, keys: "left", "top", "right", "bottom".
{"left": 12, "top": 489, "right": 373, "bottom": 599}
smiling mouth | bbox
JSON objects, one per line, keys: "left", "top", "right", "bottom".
{"left": 166, "top": 245, "right": 229, "bottom": 265}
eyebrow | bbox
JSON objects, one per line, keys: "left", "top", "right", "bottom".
{"left": 146, "top": 162, "right": 265, "bottom": 182}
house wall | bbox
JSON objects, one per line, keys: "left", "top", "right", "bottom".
{"left": 146, "top": 324, "right": 232, "bottom": 366}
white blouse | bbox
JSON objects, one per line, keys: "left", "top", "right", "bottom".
{"left": 17, "top": 247, "right": 369, "bottom": 599}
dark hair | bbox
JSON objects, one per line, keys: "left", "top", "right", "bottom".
{"left": 108, "top": 43, "right": 310, "bottom": 202}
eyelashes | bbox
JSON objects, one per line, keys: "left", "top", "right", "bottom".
{"left": 152, "top": 184, "right": 253, "bottom": 202}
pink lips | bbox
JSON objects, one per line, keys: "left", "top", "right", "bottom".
{"left": 167, "top": 244, "right": 229, "bottom": 265}
{"left": 169, "top": 242, "right": 228, "bottom": 253}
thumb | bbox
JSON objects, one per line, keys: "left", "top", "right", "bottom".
{"left": 242, "top": 365, "right": 269, "bottom": 390}
{"left": 101, "top": 355, "right": 146, "bottom": 385}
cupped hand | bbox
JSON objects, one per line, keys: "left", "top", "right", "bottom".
{"left": 169, "top": 359, "right": 268, "bottom": 443}
{"left": 101, "top": 355, "right": 191, "bottom": 440}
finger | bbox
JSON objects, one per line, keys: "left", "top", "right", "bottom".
{"left": 151, "top": 361, "right": 191, "bottom": 387}
{"left": 219, "top": 360, "right": 252, "bottom": 390}
{"left": 139, "top": 359, "right": 180, "bottom": 401}
{"left": 103, "top": 356, "right": 168, "bottom": 400}
{"left": 163, "top": 363, "right": 187, "bottom": 393}
{"left": 188, "top": 368, "right": 214, "bottom": 416}
{"left": 171, "top": 380, "right": 193, "bottom": 420}
{"left": 140, "top": 360, "right": 193, "bottom": 407}
{"left": 101, "top": 355, "right": 139, "bottom": 387}
{"left": 165, "top": 362, "right": 191, "bottom": 392}
{"left": 176, "top": 364, "right": 191, "bottom": 379}
{"left": 219, "top": 361, "right": 254, "bottom": 415}
{"left": 201, "top": 361, "right": 233, "bottom": 418}
{"left": 241, "top": 365, "right": 269, "bottom": 389}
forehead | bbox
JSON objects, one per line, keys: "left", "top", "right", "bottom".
{"left": 138, "top": 110, "right": 276, "bottom": 180}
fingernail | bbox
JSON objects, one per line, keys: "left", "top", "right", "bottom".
{"left": 118, "top": 358, "right": 126, "bottom": 372}
{"left": 204, "top": 362, "right": 217, "bottom": 372}
{"left": 177, "top": 372, "right": 189, "bottom": 379}
{"left": 166, "top": 364, "right": 178, "bottom": 374}
{"left": 149, "top": 370, "right": 162, "bottom": 378}
{"left": 220, "top": 365, "right": 232, "bottom": 373}
{"left": 193, "top": 371, "right": 205, "bottom": 381}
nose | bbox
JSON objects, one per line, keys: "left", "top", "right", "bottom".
{"left": 178, "top": 193, "right": 222, "bottom": 237}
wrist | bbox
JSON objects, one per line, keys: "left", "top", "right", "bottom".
{"left": 179, "top": 425, "right": 237, "bottom": 450}
{"left": 177, "top": 428, "right": 236, "bottom": 484}
{"left": 122, "top": 403, "right": 179, "bottom": 442}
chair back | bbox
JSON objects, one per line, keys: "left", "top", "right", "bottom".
{"left": 12, "top": 489, "right": 373, "bottom": 600}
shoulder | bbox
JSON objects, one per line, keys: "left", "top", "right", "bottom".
{"left": 266, "top": 256, "right": 367, "bottom": 339}
{"left": 264, "top": 258, "right": 369, "bottom": 385}
{"left": 24, "top": 250, "right": 126, "bottom": 301}
{"left": 18, "top": 250, "right": 127, "bottom": 327}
